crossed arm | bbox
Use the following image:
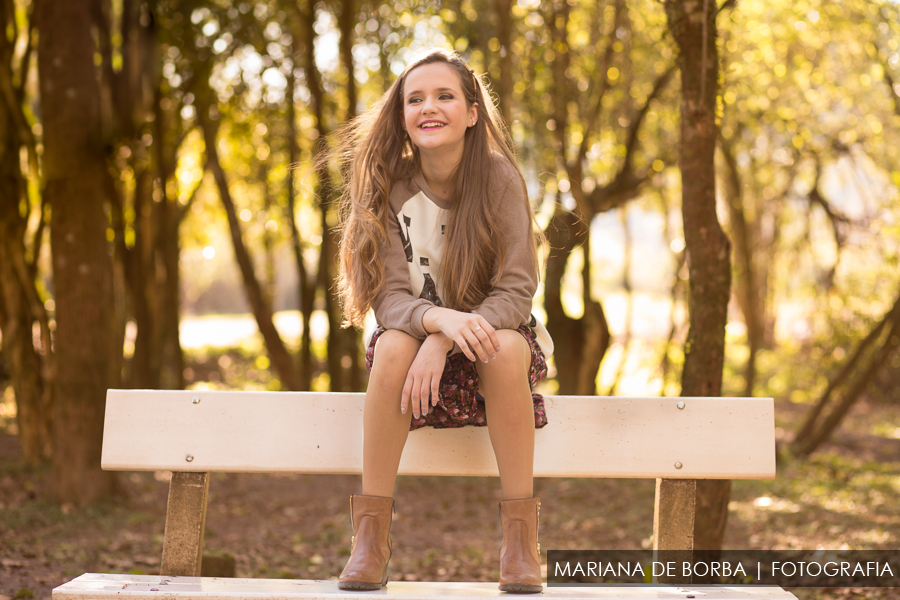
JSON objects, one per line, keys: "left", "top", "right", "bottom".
{"left": 398, "top": 307, "right": 503, "bottom": 418}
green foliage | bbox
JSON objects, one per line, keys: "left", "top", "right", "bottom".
{"left": 151, "top": 0, "right": 900, "bottom": 415}
{"left": 1, "top": 0, "right": 898, "bottom": 426}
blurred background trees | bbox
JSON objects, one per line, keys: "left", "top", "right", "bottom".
{"left": 0, "top": 0, "right": 898, "bottom": 517}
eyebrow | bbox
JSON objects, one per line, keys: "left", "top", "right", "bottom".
{"left": 405, "top": 87, "right": 458, "bottom": 98}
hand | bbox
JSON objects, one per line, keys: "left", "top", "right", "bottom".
{"left": 401, "top": 332, "right": 454, "bottom": 419}
{"left": 423, "top": 307, "right": 500, "bottom": 363}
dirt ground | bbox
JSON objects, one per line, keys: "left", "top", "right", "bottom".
{"left": 1, "top": 397, "right": 899, "bottom": 600}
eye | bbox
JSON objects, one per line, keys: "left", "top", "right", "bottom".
{"left": 439, "top": 93, "right": 454, "bottom": 100}
{"left": 407, "top": 97, "right": 421, "bottom": 104}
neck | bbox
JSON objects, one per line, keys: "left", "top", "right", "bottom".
{"left": 419, "top": 144, "right": 464, "bottom": 198}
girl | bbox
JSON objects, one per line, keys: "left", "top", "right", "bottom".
{"left": 333, "top": 48, "right": 552, "bottom": 593}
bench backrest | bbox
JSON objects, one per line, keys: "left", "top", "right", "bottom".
{"left": 102, "top": 390, "right": 775, "bottom": 480}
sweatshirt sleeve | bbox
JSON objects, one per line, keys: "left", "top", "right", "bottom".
{"left": 371, "top": 207, "right": 434, "bottom": 339}
{"left": 472, "top": 173, "right": 537, "bottom": 330}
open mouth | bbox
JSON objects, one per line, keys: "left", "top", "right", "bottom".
{"left": 419, "top": 122, "right": 446, "bottom": 129}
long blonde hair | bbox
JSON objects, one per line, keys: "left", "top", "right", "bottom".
{"left": 335, "top": 48, "right": 541, "bottom": 328}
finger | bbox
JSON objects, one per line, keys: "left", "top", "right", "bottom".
{"left": 471, "top": 325, "right": 498, "bottom": 360}
{"left": 462, "top": 329, "right": 491, "bottom": 363}
{"left": 480, "top": 320, "right": 501, "bottom": 352}
{"left": 410, "top": 375, "right": 422, "bottom": 418}
{"left": 419, "top": 380, "right": 430, "bottom": 417}
{"left": 401, "top": 375, "right": 413, "bottom": 415}
{"left": 455, "top": 333, "right": 478, "bottom": 362}
{"left": 431, "top": 374, "right": 441, "bottom": 407}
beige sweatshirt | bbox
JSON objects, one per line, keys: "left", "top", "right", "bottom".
{"left": 371, "top": 158, "right": 553, "bottom": 357}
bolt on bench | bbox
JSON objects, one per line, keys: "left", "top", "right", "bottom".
{"left": 53, "top": 390, "right": 796, "bottom": 600}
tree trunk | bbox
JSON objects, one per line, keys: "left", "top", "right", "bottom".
{"left": 196, "top": 99, "right": 302, "bottom": 392}
{"left": 574, "top": 222, "right": 608, "bottom": 396}
{"left": 296, "top": 0, "right": 340, "bottom": 391}
{"left": 544, "top": 207, "right": 610, "bottom": 395}
{"left": 607, "top": 207, "right": 633, "bottom": 396}
{"left": 0, "top": 261, "right": 52, "bottom": 464}
{"left": 337, "top": 0, "right": 357, "bottom": 120}
{"left": 0, "top": 196, "right": 52, "bottom": 464}
{"left": 260, "top": 124, "right": 276, "bottom": 302}
{"left": 0, "top": 0, "right": 52, "bottom": 463}
{"left": 792, "top": 292, "right": 900, "bottom": 456}
{"left": 658, "top": 194, "right": 686, "bottom": 395}
{"left": 0, "top": 150, "right": 52, "bottom": 464}
{"left": 158, "top": 201, "right": 186, "bottom": 390}
{"left": 543, "top": 0, "right": 611, "bottom": 395}
{"left": 495, "top": 0, "right": 513, "bottom": 122}
{"left": 302, "top": 0, "right": 362, "bottom": 392}
{"left": 96, "top": 0, "right": 168, "bottom": 391}
{"left": 720, "top": 134, "right": 764, "bottom": 397}
{"left": 285, "top": 64, "right": 314, "bottom": 390}
{"left": 154, "top": 85, "right": 186, "bottom": 390}
{"left": 117, "top": 162, "right": 162, "bottom": 389}
{"left": 39, "top": 0, "right": 121, "bottom": 504}
{"left": 665, "top": 0, "right": 732, "bottom": 554}
{"left": 337, "top": 1, "right": 365, "bottom": 389}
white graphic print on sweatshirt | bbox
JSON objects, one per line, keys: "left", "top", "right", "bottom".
{"left": 396, "top": 191, "right": 448, "bottom": 307}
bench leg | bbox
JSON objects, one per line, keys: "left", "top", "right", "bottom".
{"left": 652, "top": 478, "right": 696, "bottom": 584}
{"left": 160, "top": 471, "right": 210, "bottom": 577}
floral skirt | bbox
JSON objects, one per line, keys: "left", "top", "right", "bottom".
{"left": 365, "top": 324, "right": 549, "bottom": 430}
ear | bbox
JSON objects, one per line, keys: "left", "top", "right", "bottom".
{"left": 469, "top": 102, "right": 479, "bottom": 127}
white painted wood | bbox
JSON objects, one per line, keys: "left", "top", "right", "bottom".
{"left": 53, "top": 574, "right": 799, "bottom": 600}
{"left": 101, "top": 390, "right": 775, "bottom": 479}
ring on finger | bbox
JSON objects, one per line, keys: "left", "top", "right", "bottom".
{"left": 474, "top": 326, "right": 482, "bottom": 332}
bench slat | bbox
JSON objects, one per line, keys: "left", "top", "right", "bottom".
{"left": 101, "top": 391, "right": 775, "bottom": 479}
{"left": 53, "top": 574, "right": 799, "bottom": 600}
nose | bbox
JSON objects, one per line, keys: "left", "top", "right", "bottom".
{"left": 421, "top": 95, "right": 437, "bottom": 113}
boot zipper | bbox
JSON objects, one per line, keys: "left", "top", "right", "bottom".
{"left": 349, "top": 496, "right": 356, "bottom": 551}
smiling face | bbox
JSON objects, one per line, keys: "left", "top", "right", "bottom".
{"left": 402, "top": 62, "right": 478, "bottom": 158}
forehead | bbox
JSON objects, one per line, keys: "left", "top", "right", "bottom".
{"left": 403, "top": 62, "right": 464, "bottom": 96}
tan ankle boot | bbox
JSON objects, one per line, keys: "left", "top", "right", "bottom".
{"left": 338, "top": 494, "right": 394, "bottom": 590}
{"left": 498, "top": 497, "right": 543, "bottom": 593}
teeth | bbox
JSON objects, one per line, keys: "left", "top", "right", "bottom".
{"left": 420, "top": 123, "right": 445, "bottom": 129}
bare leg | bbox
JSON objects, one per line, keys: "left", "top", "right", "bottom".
{"left": 361, "top": 329, "right": 420, "bottom": 497}
{"left": 477, "top": 329, "right": 535, "bottom": 500}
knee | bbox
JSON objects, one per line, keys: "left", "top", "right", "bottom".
{"left": 477, "top": 329, "right": 529, "bottom": 377}
{"left": 371, "top": 329, "right": 421, "bottom": 372}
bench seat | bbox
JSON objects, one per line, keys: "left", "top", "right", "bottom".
{"left": 55, "top": 574, "right": 799, "bottom": 600}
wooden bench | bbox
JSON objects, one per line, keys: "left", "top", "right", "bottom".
{"left": 53, "top": 390, "right": 797, "bottom": 600}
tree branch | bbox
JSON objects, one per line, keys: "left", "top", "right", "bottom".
{"left": 0, "top": 11, "right": 39, "bottom": 178}
{"left": 15, "top": 0, "right": 36, "bottom": 103}
{"left": 877, "top": 50, "right": 900, "bottom": 118}
{"left": 177, "top": 173, "right": 204, "bottom": 221}
{"left": 576, "top": 0, "right": 627, "bottom": 163}
{"left": 28, "top": 193, "right": 48, "bottom": 277}
{"left": 717, "top": 0, "right": 737, "bottom": 16}
{"left": 91, "top": 0, "right": 126, "bottom": 136}
{"left": 620, "top": 64, "right": 677, "bottom": 177}
{"left": 808, "top": 156, "right": 850, "bottom": 249}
